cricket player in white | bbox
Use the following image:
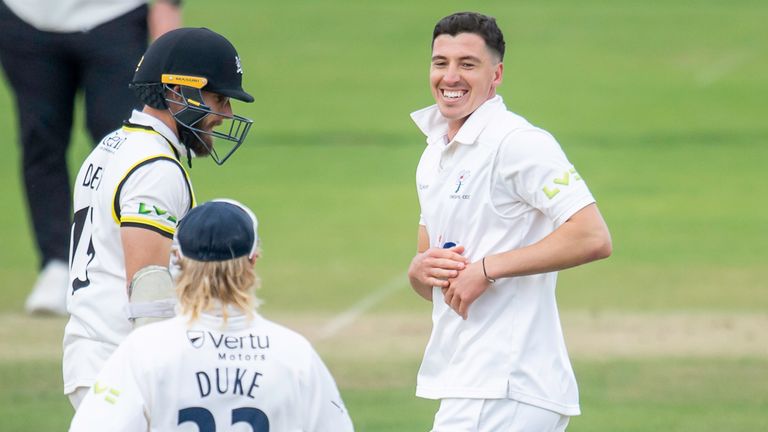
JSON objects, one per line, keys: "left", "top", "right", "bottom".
{"left": 64, "top": 28, "right": 255, "bottom": 408}
{"left": 407, "top": 12, "right": 612, "bottom": 431}
{"left": 70, "top": 200, "right": 354, "bottom": 431}
{"left": 64, "top": 110, "right": 195, "bottom": 404}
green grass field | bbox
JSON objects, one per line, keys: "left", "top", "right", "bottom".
{"left": 0, "top": 0, "right": 766, "bottom": 430}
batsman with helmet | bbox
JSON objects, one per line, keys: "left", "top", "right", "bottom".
{"left": 63, "top": 27, "right": 255, "bottom": 409}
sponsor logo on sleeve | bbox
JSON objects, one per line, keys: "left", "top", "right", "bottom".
{"left": 137, "top": 203, "right": 178, "bottom": 224}
{"left": 93, "top": 381, "right": 121, "bottom": 405}
{"left": 542, "top": 168, "right": 583, "bottom": 200}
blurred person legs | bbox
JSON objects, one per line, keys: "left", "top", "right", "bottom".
{"left": 0, "top": 3, "right": 147, "bottom": 315}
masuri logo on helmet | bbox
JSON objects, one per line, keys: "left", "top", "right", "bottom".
{"left": 161, "top": 75, "right": 208, "bottom": 88}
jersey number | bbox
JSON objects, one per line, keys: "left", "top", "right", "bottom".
{"left": 70, "top": 206, "right": 96, "bottom": 293}
{"left": 178, "top": 407, "right": 269, "bottom": 431}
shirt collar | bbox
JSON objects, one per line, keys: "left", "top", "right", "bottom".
{"left": 127, "top": 110, "right": 186, "bottom": 157}
{"left": 410, "top": 95, "right": 506, "bottom": 146}
{"left": 187, "top": 306, "right": 262, "bottom": 331}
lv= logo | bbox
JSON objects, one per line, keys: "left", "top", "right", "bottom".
{"left": 138, "top": 202, "right": 178, "bottom": 223}
{"left": 542, "top": 168, "right": 582, "bottom": 200}
{"left": 93, "top": 381, "right": 121, "bottom": 404}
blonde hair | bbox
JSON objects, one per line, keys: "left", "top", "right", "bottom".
{"left": 176, "top": 252, "right": 261, "bottom": 324}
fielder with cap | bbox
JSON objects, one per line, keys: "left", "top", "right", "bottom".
{"left": 64, "top": 27, "right": 255, "bottom": 409}
{"left": 70, "top": 200, "right": 355, "bottom": 431}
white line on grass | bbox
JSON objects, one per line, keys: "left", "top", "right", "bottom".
{"left": 318, "top": 272, "right": 408, "bottom": 339}
{"left": 695, "top": 50, "right": 752, "bottom": 87}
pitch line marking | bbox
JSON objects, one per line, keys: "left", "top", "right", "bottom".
{"left": 319, "top": 272, "right": 408, "bottom": 339}
{"left": 695, "top": 50, "right": 752, "bottom": 87}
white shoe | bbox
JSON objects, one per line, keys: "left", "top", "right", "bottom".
{"left": 25, "top": 260, "right": 69, "bottom": 316}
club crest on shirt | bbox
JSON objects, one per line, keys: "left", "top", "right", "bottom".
{"left": 187, "top": 330, "right": 205, "bottom": 349}
{"left": 450, "top": 170, "right": 471, "bottom": 200}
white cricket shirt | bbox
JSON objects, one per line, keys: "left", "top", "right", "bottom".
{"left": 3, "top": 0, "right": 146, "bottom": 33}
{"left": 64, "top": 110, "right": 195, "bottom": 395}
{"left": 70, "top": 311, "right": 354, "bottom": 432}
{"left": 412, "top": 96, "right": 595, "bottom": 416}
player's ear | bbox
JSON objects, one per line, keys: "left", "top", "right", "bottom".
{"left": 248, "top": 248, "right": 261, "bottom": 265}
{"left": 493, "top": 62, "right": 503, "bottom": 87}
{"left": 165, "top": 85, "right": 183, "bottom": 102}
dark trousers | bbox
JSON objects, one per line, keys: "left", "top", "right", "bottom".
{"left": 0, "top": 3, "right": 148, "bottom": 268}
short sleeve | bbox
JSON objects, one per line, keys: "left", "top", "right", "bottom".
{"left": 496, "top": 129, "right": 595, "bottom": 227}
{"left": 117, "top": 159, "right": 192, "bottom": 239}
{"left": 301, "top": 348, "right": 354, "bottom": 432}
{"left": 69, "top": 339, "right": 148, "bottom": 431}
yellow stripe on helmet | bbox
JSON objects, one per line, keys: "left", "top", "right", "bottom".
{"left": 161, "top": 74, "right": 208, "bottom": 89}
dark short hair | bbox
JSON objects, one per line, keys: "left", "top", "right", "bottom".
{"left": 432, "top": 12, "right": 505, "bottom": 61}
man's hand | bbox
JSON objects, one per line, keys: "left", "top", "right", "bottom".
{"left": 442, "top": 260, "right": 491, "bottom": 320}
{"left": 148, "top": 1, "right": 182, "bottom": 41}
{"left": 408, "top": 245, "right": 468, "bottom": 301}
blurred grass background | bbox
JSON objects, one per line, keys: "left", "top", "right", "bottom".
{"left": 0, "top": 0, "right": 766, "bottom": 430}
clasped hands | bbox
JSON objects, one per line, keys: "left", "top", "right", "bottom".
{"left": 408, "top": 245, "right": 492, "bottom": 320}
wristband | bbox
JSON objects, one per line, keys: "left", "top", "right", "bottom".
{"left": 482, "top": 257, "right": 496, "bottom": 284}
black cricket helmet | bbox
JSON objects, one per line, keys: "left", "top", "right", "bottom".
{"left": 130, "top": 27, "right": 254, "bottom": 165}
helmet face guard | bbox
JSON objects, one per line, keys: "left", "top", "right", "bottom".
{"left": 164, "top": 83, "right": 253, "bottom": 166}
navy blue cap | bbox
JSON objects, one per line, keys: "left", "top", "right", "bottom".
{"left": 176, "top": 200, "right": 258, "bottom": 261}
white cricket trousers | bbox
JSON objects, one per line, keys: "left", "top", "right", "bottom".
{"left": 431, "top": 398, "right": 570, "bottom": 432}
